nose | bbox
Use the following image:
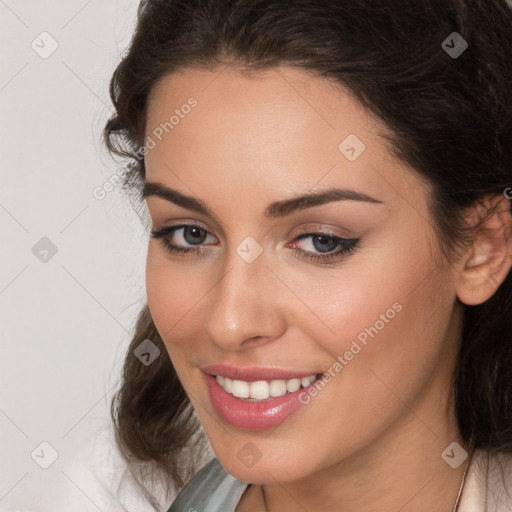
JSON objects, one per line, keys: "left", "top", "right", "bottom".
{"left": 203, "top": 247, "right": 286, "bottom": 352}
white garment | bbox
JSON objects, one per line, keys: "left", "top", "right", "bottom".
{"left": 458, "top": 449, "right": 512, "bottom": 512}
{"left": 49, "top": 423, "right": 213, "bottom": 512}
{"left": 55, "top": 424, "right": 177, "bottom": 512}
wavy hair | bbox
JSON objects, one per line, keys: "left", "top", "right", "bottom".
{"left": 103, "top": 0, "right": 512, "bottom": 506}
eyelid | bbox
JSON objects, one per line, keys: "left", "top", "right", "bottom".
{"left": 152, "top": 223, "right": 218, "bottom": 244}
{"left": 292, "top": 223, "right": 356, "bottom": 239}
{"left": 147, "top": 204, "right": 228, "bottom": 239}
{"left": 151, "top": 220, "right": 216, "bottom": 236}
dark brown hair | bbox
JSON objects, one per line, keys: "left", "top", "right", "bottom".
{"left": 103, "top": 0, "right": 512, "bottom": 506}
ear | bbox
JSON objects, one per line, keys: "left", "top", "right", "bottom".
{"left": 455, "top": 193, "right": 512, "bottom": 306}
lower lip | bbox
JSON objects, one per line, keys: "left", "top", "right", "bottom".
{"left": 205, "top": 374, "right": 315, "bottom": 430}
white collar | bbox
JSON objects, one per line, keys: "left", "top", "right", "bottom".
{"left": 459, "top": 449, "right": 512, "bottom": 512}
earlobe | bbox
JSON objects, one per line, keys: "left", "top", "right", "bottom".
{"left": 456, "top": 194, "right": 512, "bottom": 306}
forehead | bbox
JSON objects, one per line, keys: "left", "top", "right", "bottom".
{"left": 145, "top": 66, "right": 377, "bottom": 147}
{"left": 143, "top": 66, "right": 427, "bottom": 212}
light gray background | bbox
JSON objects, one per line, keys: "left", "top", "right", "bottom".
{"left": 0, "top": 1, "right": 147, "bottom": 509}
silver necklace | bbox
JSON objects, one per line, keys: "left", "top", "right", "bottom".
{"left": 452, "top": 448, "right": 473, "bottom": 512}
{"left": 260, "top": 449, "right": 473, "bottom": 512}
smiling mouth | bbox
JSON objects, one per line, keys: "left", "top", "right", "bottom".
{"left": 204, "top": 367, "right": 325, "bottom": 429}
{"left": 214, "top": 373, "right": 323, "bottom": 400}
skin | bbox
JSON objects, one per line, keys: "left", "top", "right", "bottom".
{"left": 143, "top": 66, "right": 512, "bottom": 512}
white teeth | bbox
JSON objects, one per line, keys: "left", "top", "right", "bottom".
{"left": 286, "top": 378, "right": 301, "bottom": 392}
{"left": 301, "top": 376, "right": 315, "bottom": 387}
{"left": 232, "top": 379, "right": 250, "bottom": 398}
{"left": 216, "top": 374, "right": 318, "bottom": 400}
{"left": 249, "top": 381, "right": 270, "bottom": 400}
{"left": 269, "top": 380, "right": 287, "bottom": 397}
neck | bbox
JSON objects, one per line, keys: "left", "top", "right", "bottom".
{"left": 256, "top": 409, "right": 470, "bottom": 512}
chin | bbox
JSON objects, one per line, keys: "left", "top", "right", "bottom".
{"left": 214, "top": 448, "right": 310, "bottom": 485}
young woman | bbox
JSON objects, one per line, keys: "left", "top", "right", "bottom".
{"left": 104, "top": 0, "right": 512, "bottom": 510}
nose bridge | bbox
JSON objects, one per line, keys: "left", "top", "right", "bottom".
{"left": 203, "top": 242, "right": 284, "bottom": 349}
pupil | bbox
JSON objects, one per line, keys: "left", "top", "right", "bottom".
{"left": 313, "top": 234, "right": 337, "bottom": 253}
{"left": 185, "top": 226, "right": 206, "bottom": 244}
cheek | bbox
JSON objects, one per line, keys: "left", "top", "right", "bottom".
{"left": 294, "top": 226, "right": 453, "bottom": 389}
{"left": 269, "top": 240, "right": 455, "bottom": 467}
{"left": 309, "top": 237, "right": 453, "bottom": 413}
{"left": 145, "top": 245, "right": 210, "bottom": 350}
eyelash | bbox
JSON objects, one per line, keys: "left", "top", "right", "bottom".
{"left": 150, "top": 224, "right": 361, "bottom": 263}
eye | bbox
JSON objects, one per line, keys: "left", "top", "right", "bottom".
{"left": 150, "top": 224, "right": 217, "bottom": 255}
{"left": 290, "top": 232, "right": 360, "bottom": 263}
{"left": 150, "top": 223, "right": 361, "bottom": 263}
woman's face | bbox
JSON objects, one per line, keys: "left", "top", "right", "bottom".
{"left": 144, "top": 66, "right": 462, "bottom": 484}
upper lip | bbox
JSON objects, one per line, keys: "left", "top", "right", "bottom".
{"left": 201, "top": 363, "right": 320, "bottom": 382}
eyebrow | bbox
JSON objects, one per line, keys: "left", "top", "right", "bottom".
{"left": 142, "top": 181, "right": 384, "bottom": 218}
